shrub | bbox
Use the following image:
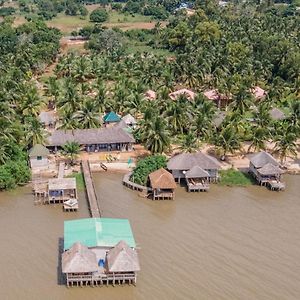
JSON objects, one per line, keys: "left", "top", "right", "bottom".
{"left": 0, "top": 166, "right": 16, "bottom": 190}
{"left": 131, "top": 155, "right": 167, "bottom": 186}
{"left": 90, "top": 8, "right": 109, "bottom": 23}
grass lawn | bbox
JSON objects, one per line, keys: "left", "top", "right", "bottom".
{"left": 219, "top": 169, "right": 254, "bottom": 186}
{"left": 67, "top": 172, "right": 85, "bottom": 191}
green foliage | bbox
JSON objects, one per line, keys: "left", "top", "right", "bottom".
{"left": 90, "top": 8, "right": 109, "bottom": 22}
{"left": 62, "top": 141, "right": 81, "bottom": 165}
{"left": 131, "top": 155, "right": 167, "bottom": 185}
{"left": 67, "top": 172, "right": 85, "bottom": 190}
{"left": 219, "top": 169, "right": 253, "bottom": 186}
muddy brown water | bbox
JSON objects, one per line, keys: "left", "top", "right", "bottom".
{"left": 0, "top": 174, "right": 299, "bottom": 300}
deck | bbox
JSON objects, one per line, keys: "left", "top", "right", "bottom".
{"left": 81, "top": 160, "right": 101, "bottom": 218}
{"left": 58, "top": 162, "right": 65, "bottom": 179}
{"left": 187, "top": 182, "right": 209, "bottom": 192}
{"left": 267, "top": 180, "right": 285, "bottom": 191}
{"left": 122, "top": 172, "right": 151, "bottom": 193}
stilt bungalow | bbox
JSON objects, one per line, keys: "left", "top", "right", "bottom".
{"left": 167, "top": 152, "right": 221, "bottom": 183}
{"left": 185, "top": 166, "right": 210, "bottom": 192}
{"left": 28, "top": 144, "right": 50, "bottom": 170}
{"left": 47, "top": 127, "right": 135, "bottom": 153}
{"left": 62, "top": 218, "right": 140, "bottom": 286}
{"left": 103, "top": 112, "right": 121, "bottom": 127}
{"left": 48, "top": 178, "right": 77, "bottom": 203}
{"left": 249, "top": 151, "right": 285, "bottom": 191}
{"left": 148, "top": 168, "right": 176, "bottom": 200}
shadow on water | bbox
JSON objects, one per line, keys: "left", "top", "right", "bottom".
{"left": 57, "top": 237, "right": 65, "bottom": 285}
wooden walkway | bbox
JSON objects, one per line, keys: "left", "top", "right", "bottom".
{"left": 81, "top": 160, "right": 101, "bottom": 218}
{"left": 58, "top": 162, "right": 65, "bottom": 179}
{"left": 122, "top": 172, "right": 151, "bottom": 193}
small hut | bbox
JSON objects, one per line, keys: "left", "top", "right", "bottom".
{"left": 169, "top": 89, "right": 195, "bottom": 101}
{"left": 48, "top": 178, "right": 77, "bottom": 203}
{"left": 249, "top": 151, "right": 285, "bottom": 190}
{"left": 122, "top": 114, "right": 137, "bottom": 128}
{"left": 39, "top": 111, "right": 56, "bottom": 129}
{"left": 144, "top": 90, "right": 156, "bottom": 100}
{"left": 148, "top": 168, "right": 176, "bottom": 200}
{"left": 28, "top": 144, "right": 50, "bottom": 169}
{"left": 203, "top": 89, "right": 230, "bottom": 108}
{"left": 269, "top": 108, "right": 285, "bottom": 121}
{"left": 167, "top": 152, "right": 221, "bottom": 183}
{"left": 250, "top": 86, "right": 267, "bottom": 100}
{"left": 185, "top": 166, "right": 210, "bottom": 192}
{"left": 103, "top": 112, "right": 121, "bottom": 127}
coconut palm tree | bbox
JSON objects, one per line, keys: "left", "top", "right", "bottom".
{"left": 177, "top": 132, "right": 200, "bottom": 153}
{"left": 23, "top": 117, "right": 48, "bottom": 147}
{"left": 74, "top": 99, "right": 100, "bottom": 129}
{"left": 62, "top": 141, "right": 81, "bottom": 165}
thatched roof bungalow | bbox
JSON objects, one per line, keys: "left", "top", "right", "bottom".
{"left": 148, "top": 168, "right": 176, "bottom": 200}
{"left": 167, "top": 152, "right": 221, "bottom": 183}
{"left": 48, "top": 177, "right": 77, "bottom": 203}
{"left": 47, "top": 127, "right": 135, "bottom": 152}
{"left": 144, "top": 90, "right": 156, "bottom": 100}
{"left": 122, "top": 114, "right": 137, "bottom": 127}
{"left": 39, "top": 111, "right": 56, "bottom": 128}
{"left": 185, "top": 166, "right": 210, "bottom": 192}
{"left": 250, "top": 86, "right": 267, "bottom": 100}
{"left": 28, "top": 144, "right": 50, "bottom": 169}
{"left": 169, "top": 89, "right": 196, "bottom": 101}
{"left": 203, "top": 89, "right": 231, "bottom": 108}
{"left": 249, "top": 151, "right": 284, "bottom": 189}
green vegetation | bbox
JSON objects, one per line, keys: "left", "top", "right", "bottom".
{"left": 62, "top": 141, "right": 81, "bottom": 165}
{"left": 67, "top": 172, "right": 85, "bottom": 190}
{"left": 90, "top": 8, "right": 108, "bottom": 23}
{"left": 131, "top": 155, "right": 167, "bottom": 185}
{"left": 219, "top": 169, "right": 254, "bottom": 187}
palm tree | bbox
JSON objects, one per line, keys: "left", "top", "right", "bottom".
{"left": 177, "top": 132, "right": 199, "bottom": 153}
{"left": 74, "top": 99, "right": 100, "bottom": 129}
{"left": 62, "top": 141, "right": 81, "bottom": 165}
{"left": 23, "top": 117, "right": 48, "bottom": 147}
{"left": 247, "top": 126, "right": 269, "bottom": 152}
{"left": 19, "top": 86, "right": 44, "bottom": 118}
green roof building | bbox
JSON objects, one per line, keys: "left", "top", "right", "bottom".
{"left": 64, "top": 218, "right": 136, "bottom": 250}
{"left": 103, "top": 112, "right": 120, "bottom": 124}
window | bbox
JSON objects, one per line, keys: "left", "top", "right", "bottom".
{"left": 37, "top": 156, "right": 42, "bottom": 161}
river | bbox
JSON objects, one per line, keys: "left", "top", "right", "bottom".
{"left": 0, "top": 173, "right": 299, "bottom": 300}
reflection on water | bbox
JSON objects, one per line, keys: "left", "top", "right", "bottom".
{"left": 0, "top": 174, "right": 299, "bottom": 300}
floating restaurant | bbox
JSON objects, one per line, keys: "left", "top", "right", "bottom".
{"left": 62, "top": 218, "right": 140, "bottom": 287}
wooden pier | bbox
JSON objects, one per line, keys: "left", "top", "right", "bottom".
{"left": 81, "top": 160, "right": 101, "bottom": 218}
{"left": 58, "top": 162, "right": 65, "bottom": 179}
{"left": 122, "top": 172, "right": 151, "bottom": 193}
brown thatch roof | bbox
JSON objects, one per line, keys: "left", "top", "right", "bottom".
{"left": 106, "top": 240, "right": 140, "bottom": 273}
{"left": 169, "top": 89, "right": 196, "bottom": 101}
{"left": 47, "top": 127, "right": 135, "bottom": 147}
{"left": 257, "top": 163, "right": 283, "bottom": 176}
{"left": 29, "top": 144, "right": 50, "bottom": 158}
{"left": 62, "top": 242, "right": 98, "bottom": 273}
{"left": 39, "top": 111, "right": 56, "bottom": 125}
{"left": 167, "top": 152, "right": 221, "bottom": 171}
{"left": 48, "top": 178, "right": 76, "bottom": 190}
{"left": 149, "top": 168, "right": 176, "bottom": 189}
{"left": 269, "top": 108, "right": 285, "bottom": 120}
{"left": 249, "top": 151, "right": 279, "bottom": 168}
{"left": 185, "top": 166, "right": 209, "bottom": 178}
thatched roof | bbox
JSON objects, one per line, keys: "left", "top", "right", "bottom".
{"left": 185, "top": 166, "right": 209, "bottom": 178}
{"left": 62, "top": 242, "right": 98, "bottom": 273}
{"left": 167, "top": 152, "right": 221, "bottom": 171}
{"left": 169, "top": 89, "right": 195, "bottom": 101}
{"left": 122, "top": 114, "right": 137, "bottom": 125}
{"left": 257, "top": 163, "right": 283, "bottom": 176}
{"left": 106, "top": 240, "right": 140, "bottom": 273}
{"left": 48, "top": 178, "right": 76, "bottom": 190}
{"left": 250, "top": 86, "right": 266, "bottom": 100}
{"left": 203, "top": 89, "right": 229, "bottom": 101}
{"left": 103, "top": 112, "right": 120, "bottom": 123}
{"left": 29, "top": 144, "right": 50, "bottom": 158}
{"left": 47, "top": 127, "right": 135, "bottom": 147}
{"left": 39, "top": 111, "right": 56, "bottom": 125}
{"left": 269, "top": 108, "right": 285, "bottom": 120}
{"left": 249, "top": 151, "right": 279, "bottom": 168}
{"left": 149, "top": 168, "right": 177, "bottom": 189}
{"left": 144, "top": 90, "right": 156, "bottom": 100}
{"left": 212, "top": 111, "right": 226, "bottom": 127}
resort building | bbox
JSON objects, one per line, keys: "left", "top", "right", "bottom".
{"left": 28, "top": 144, "right": 50, "bottom": 170}
{"left": 249, "top": 151, "right": 285, "bottom": 190}
{"left": 251, "top": 86, "right": 267, "bottom": 100}
{"left": 148, "top": 168, "right": 177, "bottom": 200}
{"left": 185, "top": 166, "right": 210, "bottom": 192}
{"left": 144, "top": 90, "right": 156, "bottom": 100}
{"left": 169, "top": 89, "right": 196, "bottom": 101}
{"left": 167, "top": 152, "right": 221, "bottom": 183}
{"left": 47, "top": 127, "right": 135, "bottom": 152}
{"left": 39, "top": 111, "right": 56, "bottom": 129}
{"left": 122, "top": 114, "right": 137, "bottom": 128}
{"left": 62, "top": 218, "right": 140, "bottom": 286}
{"left": 203, "top": 89, "right": 231, "bottom": 108}
{"left": 103, "top": 112, "right": 121, "bottom": 127}
{"left": 48, "top": 177, "right": 77, "bottom": 203}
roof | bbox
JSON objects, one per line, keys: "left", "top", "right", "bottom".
{"left": 269, "top": 108, "right": 285, "bottom": 120}
{"left": 64, "top": 218, "right": 136, "bottom": 250}
{"left": 47, "top": 127, "right": 135, "bottom": 147}
{"left": 185, "top": 166, "right": 210, "bottom": 178}
{"left": 122, "top": 114, "right": 137, "bottom": 125}
{"left": 249, "top": 151, "right": 279, "bottom": 168}
{"left": 203, "top": 89, "right": 229, "bottom": 101}
{"left": 48, "top": 178, "right": 76, "bottom": 190}
{"left": 39, "top": 111, "right": 56, "bottom": 125}
{"left": 169, "top": 89, "right": 195, "bottom": 101}
{"left": 148, "top": 168, "right": 177, "bottom": 189}
{"left": 167, "top": 152, "right": 221, "bottom": 171}
{"left": 257, "top": 163, "right": 283, "bottom": 176}
{"left": 103, "top": 112, "right": 120, "bottom": 123}
{"left": 251, "top": 86, "right": 266, "bottom": 99}
{"left": 212, "top": 111, "right": 226, "bottom": 127}
{"left": 144, "top": 90, "right": 156, "bottom": 100}
{"left": 28, "top": 144, "right": 50, "bottom": 157}
{"left": 106, "top": 240, "right": 140, "bottom": 272}
{"left": 62, "top": 242, "right": 98, "bottom": 273}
